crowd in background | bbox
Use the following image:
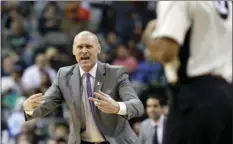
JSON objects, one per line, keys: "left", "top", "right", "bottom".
{"left": 1, "top": 1, "right": 169, "bottom": 144}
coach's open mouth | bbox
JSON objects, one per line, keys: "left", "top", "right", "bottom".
{"left": 81, "top": 57, "right": 90, "bottom": 60}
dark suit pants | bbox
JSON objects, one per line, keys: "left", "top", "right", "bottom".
{"left": 163, "top": 75, "right": 232, "bottom": 144}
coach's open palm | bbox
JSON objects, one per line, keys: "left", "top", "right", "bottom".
{"left": 23, "top": 93, "right": 45, "bottom": 115}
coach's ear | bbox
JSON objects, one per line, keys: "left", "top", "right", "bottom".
{"left": 97, "top": 43, "right": 101, "bottom": 54}
{"left": 72, "top": 45, "right": 76, "bottom": 56}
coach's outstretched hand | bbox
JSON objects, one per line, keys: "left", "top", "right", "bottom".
{"left": 23, "top": 93, "right": 44, "bottom": 115}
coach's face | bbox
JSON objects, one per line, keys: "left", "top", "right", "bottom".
{"left": 146, "top": 98, "right": 162, "bottom": 121}
{"left": 73, "top": 32, "right": 101, "bottom": 72}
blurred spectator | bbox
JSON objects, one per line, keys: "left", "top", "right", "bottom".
{"left": 46, "top": 138, "right": 66, "bottom": 144}
{"left": 131, "top": 12, "right": 143, "bottom": 43}
{"left": 112, "top": 1, "right": 135, "bottom": 42}
{"left": 7, "top": 19, "right": 30, "bottom": 54}
{"left": 54, "top": 123, "right": 69, "bottom": 143}
{"left": 162, "top": 105, "right": 169, "bottom": 117}
{"left": 47, "top": 123, "right": 56, "bottom": 139}
{"left": 38, "top": 2, "right": 62, "bottom": 36}
{"left": 19, "top": 2, "right": 34, "bottom": 19}
{"left": 90, "top": 2, "right": 115, "bottom": 34}
{"left": 2, "top": 64, "right": 24, "bottom": 96}
{"left": 6, "top": 19, "right": 35, "bottom": 66}
{"left": 131, "top": 49, "right": 166, "bottom": 96}
{"left": 45, "top": 47, "right": 71, "bottom": 71}
{"left": 112, "top": 44, "right": 138, "bottom": 74}
{"left": 7, "top": 97, "right": 26, "bottom": 137}
{"left": 1, "top": 54, "right": 25, "bottom": 121}
{"left": 14, "top": 119, "right": 39, "bottom": 144}
{"left": 16, "top": 132, "right": 39, "bottom": 144}
{"left": 104, "top": 32, "right": 120, "bottom": 52}
{"left": 1, "top": 53, "right": 28, "bottom": 112}
{"left": 1, "top": 120, "right": 9, "bottom": 144}
{"left": 98, "top": 52, "right": 109, "bottom": 63}
{"left": 139, "top": 91, "right": 167, "bottom": 144}
{"left": 86, "top": 2, "right": 103, "bottom": 32}
{"left": 33, "top": 1, "right": 64, "bottom": 17}
{"left": 21, "top": 53, "right": 56, "bottom": 93}
{"left": 40, "top": 33, "right": 70, "bottom": 55}
{"left": 61, "top": 1, "right": 90, "bottom": 39}
{"left": 96, "top": 32, "right": 119, "bottom": 60}
{"left": 64, "top": 1, "right": 90, "bottom": 21}
{"left": 1, "top": 1, "right": 21, "bottom": 10}
{"left": 16, "top": 133, "right": 30, "bottom": 144}
{"left": 132, "top": 120, "right": 141, "bottom": 136}
{"left": 2, "top": 2, "right": 34, "bottom": 33}
{"left": 133, "top": 1, "right": 157, "bottom": 29}
{"left": 46, "top": 139, "right": 57, "bottom": 144}
{"left": 2, "top": 54, "right": 16, "bottom": 77}
{"left": 4, "top": 7, "right": 23, "bottom": 29}
{"left": 97, "top": 32, "right": 120, "bottom": 63}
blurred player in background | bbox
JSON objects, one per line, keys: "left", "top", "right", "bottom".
{"left": 144, "top": 1, "right": 232, "bottom": 144}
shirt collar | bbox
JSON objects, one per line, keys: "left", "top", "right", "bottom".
{"left": 79, "top": 63, "right": 98, "bottom": 78}
{"left": 151, "top": 115, "right": 165, "bottom": 128}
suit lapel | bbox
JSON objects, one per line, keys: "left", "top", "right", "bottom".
{"left": 92, "top": 61, "right": 107, "bottom": 137}
{"left": 69, "top": 64, "right": 82, "bottom": 116}
{"left": 94, "top": 61, "right": 105, "bottom": 93}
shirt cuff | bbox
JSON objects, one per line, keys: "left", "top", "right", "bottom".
{"left": 117, "top": 102, "right": 127, "bottom": 115}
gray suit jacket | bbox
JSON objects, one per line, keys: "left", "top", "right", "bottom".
{"left": 138, "top": 116, "right": 166, "bottom": 144}
{"left": 25, "top": 61, "right": 144, "bottom": 144}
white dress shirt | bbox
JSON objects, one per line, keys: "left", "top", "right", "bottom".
{"left": 152, "top": 115, "right": 165, "bottom": 144}
{"left": 21, "top": 65, "right": 57, "bottom": 91}
{"left": 139, "top": 115, "right": 166, "bottom": 144}
{"left": 79, "top": 63, "right": 127, "bottom": 142}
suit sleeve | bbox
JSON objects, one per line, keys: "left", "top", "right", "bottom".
{"left": 138, "top": 123, "right": 146, "bottom": 144}
{"left": 117, "top": 67, "right": 144, "bottom": 120}
{"left": 25, "top": 69, "right": 64, "bottom": 121}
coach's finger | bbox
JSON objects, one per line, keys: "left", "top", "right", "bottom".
{"left": 94, "top": 92, "right": 108, "bottom": 101}
{"left": 89, "top": 97, "right": 107, "bottom": 105}
{"left": 30, "top": 93, "right": 43, "bottom": 99}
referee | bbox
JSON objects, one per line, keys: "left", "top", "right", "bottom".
{"left": 144, "top": 1, "right": 232, "bottom": 144}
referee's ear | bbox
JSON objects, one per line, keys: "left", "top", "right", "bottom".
{"left": 142, "top": 19, "right": 157, "bottom": 45}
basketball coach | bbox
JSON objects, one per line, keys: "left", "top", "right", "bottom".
{"left": 23, "top": 31, "right": 144, "bottom": 144}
